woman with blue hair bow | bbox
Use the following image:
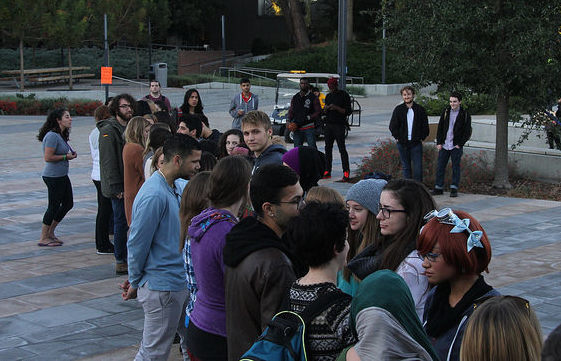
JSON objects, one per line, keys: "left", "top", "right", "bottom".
{"left": 417, "top": 209, "right": 498, "bottom": 361}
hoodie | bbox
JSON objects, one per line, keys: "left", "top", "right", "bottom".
{"left": 97, "top": 117, "right": 126, "bottom": 198}
{"left": 252, "top": 143, "right": 286, "bottom": 174}
{"left": 223, "top": 217, "right": 296, "bottom": 361}
{"left": 188, "top": 207, "right": 238, "bottom": 338}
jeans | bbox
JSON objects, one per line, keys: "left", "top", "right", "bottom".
{"left": 135, "top": 286, "right": 189, "bottom": 361}
{"left": 293, "top": 128, "right": 317, "bottom": 149}
{"left": 42, "top": 175, "right": 73, "bottom": 225}
{"left": 324, "top": 123, "right": 349, "bottom": 173}
{"left": 396, "top": 141, "right": 423, "bottom": 182}
{"left": 435, "top": 147, "right": 463, "bottom": 189}
{"left": 111, "top": 197, "right": 128, "bottom": 263}
{"left": 93, "top": 180, "right": 113, "bottom": 251}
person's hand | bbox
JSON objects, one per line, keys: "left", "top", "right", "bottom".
{"left": 120, "top": 280, "right": 137, "bottom": 300}
{"left": 115, "top": 192, "right": 124, "bottom": 199}
{"left": 237, "top": 109, "right": 244, "bottom": 116}
{"left": 455, "top": 145, "right": 461, "bottom": 149}
{"left": 436, "top": 144, "right": 442, "bottom": 150}
{"left": 287, "top": 122, "right": 298, "bottom": 132}
{"left": 67, "top": 152, "right": 78, "bottom": 160}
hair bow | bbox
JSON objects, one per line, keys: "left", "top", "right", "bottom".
{"left": 423, "top": 208, "right": 484, "bottom": 252}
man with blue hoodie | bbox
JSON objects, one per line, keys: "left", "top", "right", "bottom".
{"left": 241, "top": 110, "right": 286, "bottom": 173}
{"left": 120, "top": 134, "right": 201, "bottom": 361}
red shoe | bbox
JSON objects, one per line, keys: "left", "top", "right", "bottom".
{"left": 322, "top": 171, "right": 331, "bottom": 179}
{"left": 342, "top": 171, "right": 350, "bottom": 182}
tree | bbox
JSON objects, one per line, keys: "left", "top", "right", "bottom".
{"left": 43, "top": 0, "right": 90, "bottom": 90}
{"left": 0, "top": 0, "right": 44, "bottom": 91}
{"left": 382, "top": 0, "right": 561, "bottom": 188}
{"left": 277, "top": 0, "right": 310, "bottom": 50}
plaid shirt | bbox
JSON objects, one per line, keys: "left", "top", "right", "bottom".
{"left": 183, "top": 238, "right": 197, "bottom": 316}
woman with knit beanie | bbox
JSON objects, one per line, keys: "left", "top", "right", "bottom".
{"left": 337, "top": 178, "right": 387, "bottom": 296}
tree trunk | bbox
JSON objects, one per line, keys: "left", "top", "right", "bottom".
{"left": 287, "top": 0, "right": 310, "bottom": 50}
{"left": 68, "top": 47, "right": 73, "bottom": 90}
{"left": 492, "top": 93, "right": 512, "bottom": 189}
{"left": 277, "top": 0, "right": 295, "bottom": 45}
{"left": 19, "top": 38, "right": 25, "bottom": 91}
{"left": 346, "top": 0, "right": 354, "bottom": 42}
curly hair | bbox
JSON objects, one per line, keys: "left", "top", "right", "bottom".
{"left": 109, "top": 93, "right": 137, "bottom": 118}
{"left": 37, "top": 108, "right": 69, "bottom": 142}
{"left": 218, "top": 129, "right": 244, "bottom": 158}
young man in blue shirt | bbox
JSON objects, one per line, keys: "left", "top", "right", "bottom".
{"left": 120, "top": 134, "right": 201, "bottom": 361}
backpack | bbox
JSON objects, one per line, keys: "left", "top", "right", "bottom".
{"left": 240, "top": 290, "right": 351, "bottom": 361}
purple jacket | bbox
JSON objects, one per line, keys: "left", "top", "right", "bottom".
{"left": 188, "top": 207, "right": 238, "bottom": 337}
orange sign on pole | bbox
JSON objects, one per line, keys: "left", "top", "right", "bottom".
{"left": 101, "top": 67, "right": 112, "bottom": 85}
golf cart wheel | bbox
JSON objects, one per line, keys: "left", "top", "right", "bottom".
{"left": 284, "top": 127, "right": 294, "bottom": 143}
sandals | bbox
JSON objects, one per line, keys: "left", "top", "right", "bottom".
{"left": 38, "top": 239, "right": 63, "bottom": 247}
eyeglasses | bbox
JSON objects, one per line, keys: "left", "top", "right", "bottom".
{"left": 119, "top": 104, "right": 132, "bottom": 109}
{"left": 378, "top": 206, "right": 406, "bottom": 219}
{"left": 417, "top": 251, "right": 441, "bottom": 262}
{"left": 275, "top": 198, "right": 306, "bottom": 210}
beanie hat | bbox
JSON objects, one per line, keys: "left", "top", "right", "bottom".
{"left": 282, "top": 147, "right": 300, "bottom": 175}
{"left": 327, "top": 77, "right": 338, "bottom": 90}
{"left": 345, "top": 179, "right": 387, "bottom": 214}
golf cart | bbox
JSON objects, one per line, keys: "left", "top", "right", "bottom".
{"left": 270, "top": 72, "right": 361, "bottom": 143}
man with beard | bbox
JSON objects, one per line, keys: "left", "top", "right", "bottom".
{"left": 389, "top": 86, "right": 429, "bottom": 182}
{"left": 223, "top": 164, "right": 303, "bottom": 361}
{"left": 98, "top": 93, "right": 137, "bottom": 275}
{"left": 121, "top": 134, "right": 201, "bottom": 361}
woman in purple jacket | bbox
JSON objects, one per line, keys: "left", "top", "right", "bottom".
{"left": 185, "top": 156, "right": 251, "bottom": 361}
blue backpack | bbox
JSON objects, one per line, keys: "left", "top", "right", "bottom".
{"left": 240, "top": 291, "right": 350, "bottom": 361}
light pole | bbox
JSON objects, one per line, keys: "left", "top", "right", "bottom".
{"left": 337, "top": 0, "right": 347, "bottom": 90}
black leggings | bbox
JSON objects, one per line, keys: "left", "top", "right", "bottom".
{"left": 42, "top": 175, "right": 73, "bottom": 225}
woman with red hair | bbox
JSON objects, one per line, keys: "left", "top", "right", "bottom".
{"left": 417, "top": 209, "right": 499, "bottom": 361}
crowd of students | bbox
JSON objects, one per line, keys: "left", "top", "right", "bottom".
{"left": 35, "top": 81, "right": 561, "bottom": 361}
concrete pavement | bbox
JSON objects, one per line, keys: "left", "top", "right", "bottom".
{"left": 0, "top": 83, "right": 560, "bottom": 360}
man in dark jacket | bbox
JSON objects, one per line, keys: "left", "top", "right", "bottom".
{"left": 98, "top": 93, "right": 136, "bottom": 275}
{"left": 323, "top": 77, "right": 352, "bottom": 181}
{"left": 223, "top": 164, "right": 303, "bottom": 361}
{"left": 389, "top": 86, "right": 429, "bottom": 182}
{"left": 242, "top": 110, "right": 286, "bottom": 173}
{"left": 288, "top": 77, "right": 321, "bottom": 149}
{"left": 433, "top": 92, "right": 472, "bottom": 197}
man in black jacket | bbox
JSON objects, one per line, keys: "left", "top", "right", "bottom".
{"left": 389, "top": 86, "right": 429, "bottom": 182}
{"left": 223, "top": 164, "right": 303, "bottom": 361}
{"left": 288, "top": 77, "right": 321, "bottom": 149}
{"left": 432, "top": 92, "right": 472, "bottom": 197}
{"left": 323, "top": 77, "right": 352, "bottom": 181}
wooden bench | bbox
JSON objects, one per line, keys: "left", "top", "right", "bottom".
{"left": 2, "top": 67, "right": 93, "bottom": 87}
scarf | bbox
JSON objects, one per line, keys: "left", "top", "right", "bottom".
{"left": 351, "top": 270, "right": 439, "bottom": 361}
{"left": 425, "top": 275, "right": 492, "bottom": 338}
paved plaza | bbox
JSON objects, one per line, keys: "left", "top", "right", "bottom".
{"left": 0, "top": 83, "right": 560, "bottom": 360}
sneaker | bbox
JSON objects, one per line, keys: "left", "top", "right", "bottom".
{"left": 97, "top": 246, "right": 114, "bottom": 255}
{"left": 342, "top": 171, "right": 350, "bottom": 182}
{"left": 322, "top": 171, "right": 331, "bottom": 179}
{"left": 115, "top": 263, "right": 128, "bottom": 275}
{"left": 431, "top": 188, "right": 443, "bottom": 195}
{"left": 450, "top": 189, "right": 458, "bottom": 197}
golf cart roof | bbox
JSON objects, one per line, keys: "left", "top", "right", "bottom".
{"left": 277, "top": 73, "right": 340, "bottom": 79}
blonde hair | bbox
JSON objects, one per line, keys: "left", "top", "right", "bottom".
{"left": 150, "top": 147, "right": 164, "bottom": 175}
{"left": 124, "top": 116, "right": 149, "bottom": 147}
{"left": 241, "top": 110, "right": 272, "bottom": 130}
{"left": 460, "top": 296, "right": 543, "bottom": 361}
{"left": 306, "top": 186, "right": 345, "bottom": 209}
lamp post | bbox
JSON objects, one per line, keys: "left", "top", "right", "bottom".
{"left": 337, "top": 0, "right": 347, "bottom": 90}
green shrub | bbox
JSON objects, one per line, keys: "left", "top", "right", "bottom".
{"left": 0, "top": 95, "right": 101, "bottom": 115}
{"left": 416, "top": 90, "right": 527, "bottom": 116}
{"left": 347, "top": 86, "right": 366, "bottom": 96}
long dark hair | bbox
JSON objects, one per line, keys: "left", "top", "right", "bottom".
{"left": 180, "top": 88, "right": 203, "bottom": 114}
{"left": 37, "top": 108, "right": 69, "bottom": 142}
{"left": 377, "top": 179, "right": 436, "bottom": 271}
{"left": 208, "top": 155, "right": 251, "bottom": 209}
{"left": 179, "top": 171, "right": 212, "bottom": 251}
{"left": 218, "top": 129, "right": 244, "bottom": 158}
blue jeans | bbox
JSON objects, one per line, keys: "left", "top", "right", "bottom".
{"left": 293, "top": 128, "right": 317, "bottom": 149}
{"left": 396, "top": 141, "right": 423, "bottom": 182}
{"left": 111, "top": 197, "right": 128, "bottom": 263}
{"left": 435, "top": 147, "right": 463, "bottom": 189}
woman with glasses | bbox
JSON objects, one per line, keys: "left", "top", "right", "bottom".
{"left": 460, "top": 296, "right": 542, "bottom": 361}
{"left": 417, "top": 209, "right": 498, "bottom": 361}
{"left": 185, "top": 156, "right": 251, "bottom": 361}
{"left": 346, "top": 179, "right": 436, "bottom": 319}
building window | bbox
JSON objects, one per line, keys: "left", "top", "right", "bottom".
{"left": 258, "top": 0, "right": 283, "bottom": 16}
